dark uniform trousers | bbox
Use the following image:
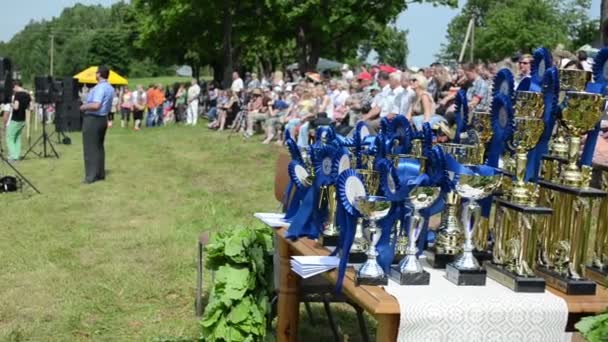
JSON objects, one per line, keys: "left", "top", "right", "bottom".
{"left": 82, "top": 114, "right": 108, "bottom": 182}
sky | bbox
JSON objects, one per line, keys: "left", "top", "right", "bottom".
{"left": 0, "top": 0, "right": 603, "bottom": 67}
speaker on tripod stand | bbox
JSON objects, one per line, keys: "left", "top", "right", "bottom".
{"left": 54, "top": 77, "right": 81, "bottom": 145}
{"left": 23, "top": 76, "right": 60, "bottom": 159}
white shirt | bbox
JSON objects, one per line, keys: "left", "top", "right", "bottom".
{"left": 231, "top": 78, "right": 244, "bottom": 93}
{"left": 392, "top": 87, "right": 416, "bottom": 116}
{"left": 380, "top": 85, "right": 404, "bottom": 117}
{"left": 372, "top": 84, "right": 391, "bottom": 108}
{"left": 582, "top": 59, "right": 593, "bottom": 72}
{"left": 334, "top": 90, "right": 349, "bottom": 107}
{"left": 342, "top": 70, "right": 354, "bottom": 81}
{"left": 187, "top": 84, "right": 201, "bottom": 102}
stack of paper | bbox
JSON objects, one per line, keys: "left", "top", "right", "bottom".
{"left": 254, "top": 212, "right": 289, "bottom": 228}
{"left": 290, "top": 256, "right": 340, "bottom": 278}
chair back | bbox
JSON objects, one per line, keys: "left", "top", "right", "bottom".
{"left": 274, "top": 150, "right": 291, "bottom": 204}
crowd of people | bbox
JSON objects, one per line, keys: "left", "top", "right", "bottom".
{"left": 1, "top": 48, "right": 598, "bottom": 165}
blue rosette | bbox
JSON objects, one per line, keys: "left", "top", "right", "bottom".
{"left": 487, "top": 94, "right": 514, "bottom": 167}
{"left": 453, "top": 89, "right": 469, "bottom": 143}
{"left": 492, "top": 68, "right": 515, "bottom": 99}
{"left": 285, "top": 130, "right": 303, "bottom": 163}
{"left": 315, "top": 126, "right": 336, "bottom": 146}
{"left": 334, "top": 169, "right": 365, "bottom": 291}
{"left": 526, "top": 67, "right": 559, "bottom": 181}
{"left": 380, "top": 117, "right": 390, "bottom": 134}
{"left": 332, "top": 148, "right": 351, "bottom": 177}
{"left": 285, "top": 160, "right": 312, "bottom": 220}
{"left": 389, "top": 115, "right": 413, "bottom": 154}
{"left": 421, "top": 122, "right": 433, "bottom": 154}
{"left": 312, "top": 145, "right": 337, "bottom": 186}
{"left": 531, "top": 47, "right": 552, "bottom": 92}
{"left": 592, "top": 47, "right": 608, "bottom": 85}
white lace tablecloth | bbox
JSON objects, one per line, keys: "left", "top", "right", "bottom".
{"left": 383, "top": 259, "right": 569, "bottom": 342}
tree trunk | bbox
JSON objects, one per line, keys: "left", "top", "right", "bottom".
{"left": 222, "top": 0, "right": 233, "bottom": 89}
{"left": 308, "top": 36, "right": 321, "bottom": 73}
{"left": 297, "top": 25, "right": 309, "bottom": 73}
{"left": 602, "top": 0, "right": 608, "bottom": 45}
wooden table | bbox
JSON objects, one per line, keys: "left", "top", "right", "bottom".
{"left": 275, "top": 227, "right": 608, "bottom": 342}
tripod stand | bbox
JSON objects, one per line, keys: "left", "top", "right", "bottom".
{"left": 0, "top": 152, "right": 41, "bottom": 194}
{"left": 23, "top": 106, "right": 59, "bottom": 159}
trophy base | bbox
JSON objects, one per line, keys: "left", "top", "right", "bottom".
{"left": 392, "top": 253, "right": 406, "bottom": 265}
{"left": 485, "top": 262, "right": 545, "bottom": 293}
{"left": 535, "top": 266, "right": 596, "bottom": 295}
{"left": 473, "top": 250, "right": 493, "bottom": 263}
{"left": 355, "top": 268, "right": 388, "bottom": 286}
{"left": 348, "top": 252, "right": 367, "bottom": 264}
{"left": 585, "top": 265, "right": 608, "bottom": 287}
{"left": 389, "top": 266, "right": 430, "bottom": 285}
{"left": 446, "top": 263, "right": 486, "bottom": 286}
{"left": 321, "top": 234, "right": 339, "bottom": 247}
{"left": 423, "top": 250, "right": 456, "bottom": 269}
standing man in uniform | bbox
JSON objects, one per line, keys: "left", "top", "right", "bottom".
{"left": 5, "top": 81, "right": 30, "bottom": 162}
{"left": 79, "top": 66, "right": 114, "bottom": 184}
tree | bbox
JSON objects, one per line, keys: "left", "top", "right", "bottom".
{"left": 438, "top": 0, "right": 596, "bottom": 62}
{"left": 603, "top": 0, "right": 608, "bottom": 45}
{"left": 359, "top": 24, "right": 409, "bottom": 68}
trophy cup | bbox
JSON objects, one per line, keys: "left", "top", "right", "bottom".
{"left": 560, "top": 91, "right": 604, "bottom": 188}
{"left": 387, "top": 152, "right": 426, "bottom": 264}
{"left": 471, "top": 110, "right": 493, "bottom": 164}
{"left": 354, "top": 195, "right": 392, "bottom": 286}
{"left": 508, "top": 117, "right": 545, "bottom": 205}
{"left": 348, "top": 168, "right": 380, "bottom": 263}
{"left": 390, "top": 186, "right": 441, "bottom": 285}
{"left": 425, "top": 143, "right": 478, "bottom": 268}
{"left": 322, "top": 152, "right": 351, "bottom": 247}
{"left": 446, "top": 168, "right": 501, "bottom": 286}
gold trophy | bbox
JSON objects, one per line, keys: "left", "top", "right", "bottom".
{"left": 586, "top": 164, "right": 608, "bottom": 286}
{"left": 485, "top": 97, "right": 550, "bottom": 292}
{"left": 507, "top": 117, "right": 544, "bottom": 205}
{"left": 542, "top": 69, "right": 592, "bottom": 180}
{"left": 536, "top": 91, "right": 604, "bottom": 295}
{"left": 425, "top": 143, "right": 479, "bottom": 268}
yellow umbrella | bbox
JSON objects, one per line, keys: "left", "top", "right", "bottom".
{"left": 74, "top": 66, "right": 128, "bottom": 85}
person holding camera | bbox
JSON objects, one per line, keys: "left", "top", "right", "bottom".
{"left": 79, "top": 66, "right": 114, "bottom": 184}
{"left": 5, "top": 81, "right": 30, "bottom": 163}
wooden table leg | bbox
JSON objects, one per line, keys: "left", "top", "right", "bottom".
{"left": 375, "top": 314, "right": 399, "bottom": 342}
{"left": 277, "top": 232, "right": 300, "bottom": 342}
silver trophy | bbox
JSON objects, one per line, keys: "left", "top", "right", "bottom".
{"left": 353, "top": 195, "right": 392, "bottom": 286}
{"left": 390, "top": 186, "right": 441, "bottom": 285}
{"left": 446, "top": 171, "right": 501, "bottom": 286}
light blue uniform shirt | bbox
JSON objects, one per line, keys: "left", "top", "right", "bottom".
{"left": 85, "top": 80, "right": 115, "bottom": 116}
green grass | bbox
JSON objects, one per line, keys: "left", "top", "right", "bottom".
{"left": 129, "top": 76, "right": 212, "bottom": 88}
{"left": 0, "top": 124, "right": 373, "bottom": 341}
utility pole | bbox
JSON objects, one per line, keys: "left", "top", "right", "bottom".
{"left": 470, "top": 16, "right": 475, "bottom": 63}
{"left": 50, "top": 34, "right": 54, "bottom": 76}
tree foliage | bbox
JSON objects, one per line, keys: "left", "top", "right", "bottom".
{"left": 360, "top": 25, "right": 409, "bottom": 68}
{"left": 0, "top": 2, "right": 166, "bottom": 82}
{"left": 438, "top": 0, "right": 598, "bottom": 62}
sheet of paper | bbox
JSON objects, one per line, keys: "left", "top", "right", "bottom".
{"left": 291, "top": 255, "right": 339, "bottom": 267}
{"left": 253, "top": 212, "right": 289, "bottom": 228}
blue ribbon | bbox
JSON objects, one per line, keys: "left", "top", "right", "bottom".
{"left": 526, "top": 67, "right": 559, "bottom": 182}
{"left": 580, "top": 48, "right": 608, "bottom": 166}
{"left": 387, "top": 115, "right": 413, "bottom": 154}
{"left": 334, "top": 169, "right": 363, "bottom": 292}
{"left": 285, "top": 130, "right": 303, "bottom": 163}
{"left": 376, "top": 206, "right": 401, "bottom": 273}
{"left": 492, "top": 68, "right": 515, "bottom": 99}
{"left": 285, "top": 175, "right": 326, "bottom": 240}
{"left": 487, "top": 94, "right": 514, "bottom": 167}
{"left": 285, "top": 161, "right": 310, "bottom": 220}
{"left": 453, "top": 90, "right": 469, "bottom": 143}
{"left": 312, "top": 145, "right": 338, "bottom": 186}
{"left": 530, "top": 47, "right": 552, "bottom": 92}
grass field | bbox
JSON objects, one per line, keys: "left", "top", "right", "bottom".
{"left": 0, "top": 124, "right": 374, "bottom": 341}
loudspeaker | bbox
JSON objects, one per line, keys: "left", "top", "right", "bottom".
{"left": 60, "top": 77, "right": 79, "bottom": 102}
{"left": 0, "top": 57, "right": 12, "bottom": 103}
{"left": 55, "top": 99, "right": 82, "bottom": 132}
{"left": 35, "top": 76, "right": 53, "bottom": 104}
